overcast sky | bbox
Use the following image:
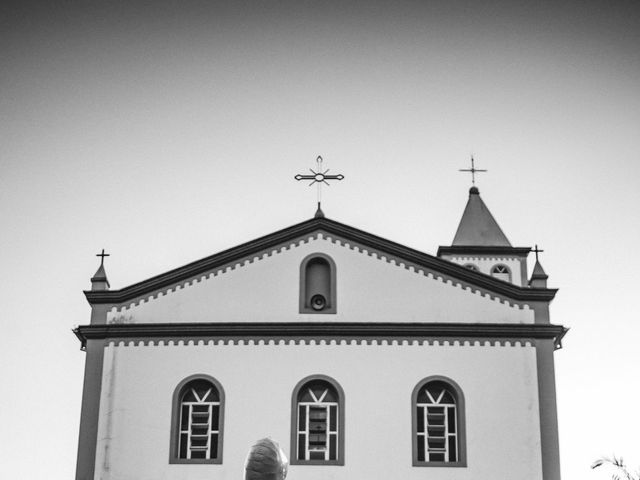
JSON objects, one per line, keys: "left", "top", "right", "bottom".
{"left": 2, "top": 1, "right": 640, "bottom": 478}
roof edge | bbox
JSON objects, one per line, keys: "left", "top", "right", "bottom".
{"left": 437, "top": 246, "right": 532, "bottom": 257}
{"left": 84, "top": 217, "right": 557, "bottom": 306}
{"left": 73, "top": 322, "right": 568, "bottom": 349}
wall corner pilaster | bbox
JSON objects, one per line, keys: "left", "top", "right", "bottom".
{"left": 90, "top": 304, "right": 111, "bottom": 325}
{"left": 75, "top": 339, "right": 106, "bottom": 480}
{"left": 536, "top": 338, "right": 562, "bottom": 480}
{"left": 531, "top": 301, "right": 550, "bottom": 324}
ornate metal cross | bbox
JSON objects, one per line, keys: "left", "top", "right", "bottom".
{"left": 459, "top": 156, "right": 487, "bottom": 185}
{"left": 96, "top": 248, "right": 110, "bottom": 267}
{"left": 294, "top": 155, "right": 344, "bottom": 215}
{"left": 532, "top": 244, "right": 544, "bottom": 262}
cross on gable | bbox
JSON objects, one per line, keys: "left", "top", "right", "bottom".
{"left": 459, "top": 156, "right": 487, "bottom": 185}
{"left": 96, "top": 248, "right": 110, "bottom": 267}
{"left": 294, "top": 155, "right": 344, "bottom": 216}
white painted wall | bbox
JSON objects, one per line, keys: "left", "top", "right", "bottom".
{"left": 94, "top": 341, "right": 542, "bottom": 480}
{"left": 106, "top": 235, "right": 534, "bottom": 325}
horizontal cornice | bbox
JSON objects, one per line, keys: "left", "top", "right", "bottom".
{"left": 73, "top": 322, "right": 568, "bottom": 349}
{"left": 84, "top": 217, "right": 557, "bottom": 305}
{"left": 437, "top": 246, "right": 532, "bottom": 257}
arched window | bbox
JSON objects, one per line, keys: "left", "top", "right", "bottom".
{"left": 290, "top": 375, "right": 344, "bottom": 465}
{"left": 463, "top": 263, "right": 478, "bottom": 271}
{"left": 491, "top": 264, "right": 511, "bottom": 282}
{"left": 299, "top": 253, "right": 337, "bottom": 314}
{"left": 412, "top": 377, "right": 466, "bottom": 467}
{"left": 170, "top": 375, "right": 225, "bottom": 464}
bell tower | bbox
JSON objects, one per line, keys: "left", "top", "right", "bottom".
{"left": 437, "top": 186, "right": 531, "bottom": 286}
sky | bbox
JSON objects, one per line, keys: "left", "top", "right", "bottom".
{"left": 1, "top": 1, "right": 640, "bottom": 478}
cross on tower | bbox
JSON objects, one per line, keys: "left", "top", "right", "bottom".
{"left": 459, "top": 156, "right": 487, "bottom": 185}
{"left": 294, "top": 156, "right": 344, "bottom": 215}
{"left": 96, "top": 248, "right": 110, "bottom": 267}
{"left": 532, "top": 244, "right": 544, "bottom": 262}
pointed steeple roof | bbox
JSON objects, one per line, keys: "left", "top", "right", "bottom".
{"left": 529, "top": 259, "right": 549, "bottom": 288}
{"left": 90, "top": 264, "right": 110, "bottom": 290}
{"left": 531, "top": 260, "right": 547, "bottom": 278}
{"left": 452, "top": 187, "right": 511, "bottom": 247}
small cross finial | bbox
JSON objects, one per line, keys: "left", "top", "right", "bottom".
{"left": 459, "top": 155, "right": 487, "bottom": 185}
{"left": 96, "top": 248, "right": 110, "bottom": 267}
{"left": 294, "top": 156, "right": 344, "bottom": 214}
{"left": 532, "top": 244, "right": 544, "bottom": 262}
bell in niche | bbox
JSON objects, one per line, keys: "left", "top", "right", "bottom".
{"left": 310, "top": 294, "right": 327, "bottom": 311}
{"left": 300, "top": 253, "right": 336, "bottom": 314}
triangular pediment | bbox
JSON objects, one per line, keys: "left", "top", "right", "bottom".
{"left": 84, "top": 217, "right": 556, "bottom": 325}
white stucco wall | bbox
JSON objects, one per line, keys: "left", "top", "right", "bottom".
{"left": 94, "top": 341, "right": 542, "bottom": 480}
{"left": 106, "top": 235, "right": 534, "bottom": 325}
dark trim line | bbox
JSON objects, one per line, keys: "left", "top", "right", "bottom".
{"left": 437, "top": 246, "right": 532, "bottom": 257}
{"left": 169, "top": 374, "right": 225, "bottom": 465}
{"left": 411, "top": 376, "right": 467, "bottom": 467}
{"left": 73, "top": 322, "right": 567, "bottom": 349}
{"left": 290, "top": 374, "right": 345, "bottom": 466}
{"left": 83, "top": 217, "right": 556, "bottom": 305}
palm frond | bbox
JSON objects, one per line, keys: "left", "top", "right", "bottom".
{"left": 592, "top": 456, "right": 639, "bottom": 480}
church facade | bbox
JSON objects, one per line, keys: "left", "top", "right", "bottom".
{"left": 74, "top": 187, "right": 565, "bottom": 480}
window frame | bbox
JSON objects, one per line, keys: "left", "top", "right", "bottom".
{"left": 299, "top": 253, "right": 337, "bottom": 314}
{"left": 490, "top": 264, "right": 512, "bottom": 282}
{"left": 169, "top": 374, "right": 225, "bottom": 464}
{"left": 290, "top": 374, "right": 345, "bottom": 466}
{"left": 411, "top": 376, "right": 467, "bottom": 468}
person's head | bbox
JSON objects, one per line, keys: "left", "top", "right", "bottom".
{"left": 244, "top": 438, "right": 288, "bottom": 480}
